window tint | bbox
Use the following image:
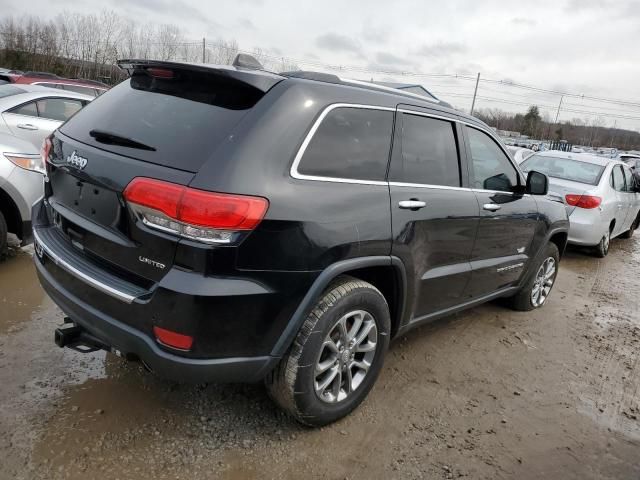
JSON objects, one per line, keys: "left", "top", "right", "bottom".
{"left": 297, "top": 107, "right": 393, "bottom": 181}
{"left": 612, "top": 165, "right": 625, "bottom": 192}
{"left": 10, "top": 101, "right": 38, "bottom": 117}
{"left": 60, "top": 73, "right": 267, "bottom": 173}
{"left": 623, "top": 166, "right": 636, "bottom": 192}
{"left": 389, "top": 113, "right": 460, "bottom": 186}
{"left": 467, "top": 127, "right": 518, "bottom": 192}
{"left": 36, "top": 98, "right": 83, "bottom": 121}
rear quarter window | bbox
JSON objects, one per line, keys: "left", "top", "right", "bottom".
{"left": 296, "top": 107, "right": 394, "bottom": 181}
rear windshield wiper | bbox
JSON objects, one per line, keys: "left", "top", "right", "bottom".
{"left": 89, "top": 129, "right": 156, "bottom": 151}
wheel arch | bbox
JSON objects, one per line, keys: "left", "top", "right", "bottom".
{"left": 0, "top": 186, "right": 23, "bottom": 239}
{"left": 270, "top": 256, "right": 407, "bottom": 358}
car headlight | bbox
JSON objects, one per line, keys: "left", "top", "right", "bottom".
{"left": 4, "top": 152, "right": 45, "bottom": 174}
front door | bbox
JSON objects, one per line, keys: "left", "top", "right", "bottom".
{"left": 463, "top": 126, "right": 539, "bottom": 298}
{"left": 389, "top": 110, "right": 479, "bottom": 321}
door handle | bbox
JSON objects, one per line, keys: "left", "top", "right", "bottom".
{"left": 17, "top": 123, "right": 38, "bottom": 130}
{"left": 483, "top": 203, "right": 501, "bottom": 212}
{"left": 398, "top": 200, "right": 426, "bottom": 210}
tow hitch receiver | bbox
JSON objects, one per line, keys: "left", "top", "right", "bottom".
{"left": 54, "top": 318, "right": 110, "bottom": 353}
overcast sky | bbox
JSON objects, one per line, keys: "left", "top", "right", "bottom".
{"left": 6, "top": 0, "right": 640, "bottom": 131}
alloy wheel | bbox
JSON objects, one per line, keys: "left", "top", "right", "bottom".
{"left": 531, "top": 257, "right": 556, "bottom": 307}
{"left": 314, "top": 310, "right": 378, "bottom": 403}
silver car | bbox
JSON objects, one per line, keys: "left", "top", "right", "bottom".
{"left": 0, "top": 84, "right": 93, "bottom": 149}
{"left": 521, "top": 151, "right": 640, "bottom": 257}
{"left": 0, "top": 132, "right": 44, "bottom": 257}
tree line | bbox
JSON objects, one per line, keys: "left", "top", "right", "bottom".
{"left": 475, "top": 106, "right": 640, "bottom": 151}
{"left": 0, "top": 11, "right": 298, "bottom": 83}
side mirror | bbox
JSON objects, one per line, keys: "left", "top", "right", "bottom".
{"left": 526, "top": 170, "right": 549, "bottom": 195}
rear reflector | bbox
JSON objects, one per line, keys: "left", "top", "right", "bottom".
{"left": 153, "top": 326, "right": 193, "bottom": 351}
{"left": 123, "top": 177, "right": 268, "bottom": 244}
{"left": 565, "top": 194, "right": 602, "bottom": 209}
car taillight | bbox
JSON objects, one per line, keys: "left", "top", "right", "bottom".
{"left": 153, "top": 326, "right": 193, "bottom": 351}
{"left": 123, "top": 177, "right": 269, "bottom": 244}
{"left": 41, "top": 135, "right": 53, "bottom": 166}
{"left": 565, "top": 194, "right": 602, "bottom": 209}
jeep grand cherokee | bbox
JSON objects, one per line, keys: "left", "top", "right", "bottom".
{"left": 33, "top": 57, "right": 569, "bottom": 426}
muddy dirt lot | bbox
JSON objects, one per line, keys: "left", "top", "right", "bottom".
{"left": 1, "top": 237, "right": 639, "bottom": 480}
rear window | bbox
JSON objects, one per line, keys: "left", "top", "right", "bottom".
{"left": 297, "top": 107, "right": 393, "bottom": 181}
{"left": 0, "top": 84, "right": 26, "bottom": 98}
{"left": 389, "top": 113, "right": 460, "bottom": 187}
{"left": 521, "top": 155, "right": 605, "bottom": 185}
{"left": 60, "top": 69, "right": 265, "bottom": 172}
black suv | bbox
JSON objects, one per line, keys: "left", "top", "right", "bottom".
{"left": 33, "top": 58, "right": 569, "bottom": 426}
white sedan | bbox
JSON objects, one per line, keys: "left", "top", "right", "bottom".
{"left": 0, "top": 84, "right": 93, "bottom": 149}
{"left": 521, "top": 151, "right": 640, "bottom": 257}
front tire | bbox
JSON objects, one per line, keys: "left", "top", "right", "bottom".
{"left": 266, "top": 276, "right": 390, "bottom": 426}
{"left": 0, "top": 210, "right": 8, "bottom": 261}
{"left": 508, "top": 242, "right": 559, "bottom": 311}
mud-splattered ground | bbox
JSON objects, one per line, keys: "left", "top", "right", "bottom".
{"left": 1, "top": 237, "right": 639, "bottom": 480}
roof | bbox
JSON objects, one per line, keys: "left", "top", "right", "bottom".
{"left": 534, "top": 150, "right": 623, "bottom": 167}
{"left": 0, "top": 83, "right": 94, "bottom": 101}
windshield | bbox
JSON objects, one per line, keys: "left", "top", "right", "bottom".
{"left": 0, "top": 84, "right": 26, "bottom": 98}
{"left": 521, "top": 155, "right": 605, "bottom": 186}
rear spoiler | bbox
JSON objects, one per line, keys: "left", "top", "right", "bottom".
{"left": 117, "top": 59, "right": 284, "bottom": 93}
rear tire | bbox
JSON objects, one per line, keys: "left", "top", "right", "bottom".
{"left": 265, "top": 276, "right": 390, "bottom": 427}
{"left": 508, "top": 242, "right": 559, "bottom": 311}
{"left": 0, "top": 210, "right": 7, "bottom": 261}
{"left": 594, "top": 229, "right": 611, "bottom": 257}
{"left": 620, "top": 215, "right": 639, "bottom": 239}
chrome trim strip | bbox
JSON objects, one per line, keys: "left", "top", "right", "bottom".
{"left": 290, "top": 103, "right": 393, "bottom": 186}
{"left": 388, "top": 181, "right": 471, "bottom": 192}
{"left": 397, "top": 108, "right": 456, "bottom": 123}
{"left": 33, "top": 228, "right": 137, "bottom": 304}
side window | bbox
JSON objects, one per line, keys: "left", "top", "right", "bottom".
{"left": 622, "top": 166, "right": 635, "bottom": 192}
{"left": 36, "top": 98, "right": 83, "bottom": 122}
{"left": 62, "top": 84, "right": 96, "bottom": 96}
{"left": 9, "top": 101, "right": 38, "bottom": 117}
{"left": 467, "top": 127, "right": 518, "bottom": 192}
{"left": 389, "top": 113, "right": 460, "bottom": 187}
{"left": 611, "top": 165, "right": 625, "bottom": 192}
{"left": 297, "top": 107, "right": 394, "bottom": 181}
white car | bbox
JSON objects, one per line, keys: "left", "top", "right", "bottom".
{"left": 0, "top": 84, "right": 93, "bottom": 149}
{"left": 506, "top": 145, "right": 534, "bottom": 164}
{"left": 0, "top": 132, "right": 44, "bottom": 257}
{"left": 521, "top": 151, "right": 640, "bottom": 257}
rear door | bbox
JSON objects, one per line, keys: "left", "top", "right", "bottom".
{"left": 610, "top": 165, "right": 629, "bottom": 236}
{"left": 463, "top": 125, "right": 539, "bottom": 298}
{"left": 3, "top": 97, "right": 85, "bottom": 148}
{"left": 389, "top": 109, "right": 479, "bottom": 319}
{"left": 621, "top": 165, "right": 639, "bottom": 231}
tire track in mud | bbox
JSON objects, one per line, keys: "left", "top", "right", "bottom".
{"left": 573, "top": 239, "right": 640, "bottom": 441}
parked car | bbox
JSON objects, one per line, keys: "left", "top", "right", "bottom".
{"left": 520, "top": 151, "right": 640, "bottom": 257}
{"left": 33, "top": 58, "right": 569, "bottom": 426}
{"left": 506, "top": 145, "right": 534, "bottom": 164}
{"left": 0, "top": 132, "right": 44, "bottom": 257}
{"left": 0, "top": 71, "right": 109, "bottom": 97}
{"left": 0, "top": 84, "right": 93, "bottom": 149}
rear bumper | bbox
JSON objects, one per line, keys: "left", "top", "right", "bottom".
{"left": 567, "top": 208, "right": 607, "bottom": 246}
{"left": 35, "top": 256, "right": 279, "bottom": 382}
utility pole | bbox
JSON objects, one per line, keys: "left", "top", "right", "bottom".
{"left": 202, "top": 38, "right": 206, "bottom": 63}
{"left": 610, "top": 120, "right": 617, "bottom": 148}
{"left": 470, "top": 72, "right": 480, "bottom": 115}
{"left": 554, "top": 95, "right": 564, "bottom": 124}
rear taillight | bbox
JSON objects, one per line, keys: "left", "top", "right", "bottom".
{"left": 153, "top": 326, "right": 193, "bottom": 351}
{"left": 565, "top": 194, "right": 602, "bottom": 209}
{"left": 123, "top": 177, "right": 268, "bottom": 244}
{"left": 41, "top": 135, "right": 53, "bottom": 167}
